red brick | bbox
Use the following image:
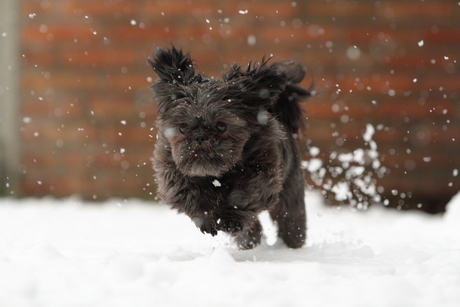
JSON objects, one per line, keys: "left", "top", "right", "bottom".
{"left": 377, "top": 1, "right": 456, "bottom": 19}
{"left": 347, "top": 28, "right": 420, "bottom": 44}
{"left": 377, "top": 172, "right": 456, "bottom": 196}
{"left": 103, "top": 73, "right": 151, "bottom": 91}
{"left": 262, "top": 26, "right": 337, "bottom": 44}
{"left": 64, "top": 0, "right": 135, "bottom": 16}
{"left": 21, "top": 121, "right": 57, "bottom": 142}
{"left": 21, "top": 24, "right": 98, "bottom": 43}
{"left": 60, "top": 123, "right": 98, "bottom": 142}
{"left": 140, "top": 0, "right": 216, "bottom": 17}
{"left": 108, "top": 26, "right": 174, "bottom": 41}
{"left": 304, "top": 100, "right": 335, "bottom": 119}
{"left": 22, "top": 153, "right": 56, "bottom": 169}
{"left": 22, "top": 70, "right": 99, "bottom": 91}
{"left": 429, "top": 127, "right": 460, "bottom": 144}
{"left": 181, "top": 26, "right": 252, "bottom": 46}
{"left": 422, "top": 76, "right": 460, "bottom": 92}
{"left": 103, "top": 126, "right": 152, "bottom": 144}
{"left": 378, "top": 101, "right": 456, "bottom": 119}
{"left": 62, "top": 153, "right": 89, "bottom": 169}
{"left": 91, "top": 151, "right": 147, "bottom": 170}
{"left": 20, "top": 1, "right": 54, "bottom": 16}
{"left": 224, "top": 1, "right": 296, "bottom": 18}
{"left": 424, "top": 28, "right": 460, "bottom": 45}
{"left": 387, "top": 55, "right": 439, "bottom": 68}
{"left": 21, "top": 121, "right": 97, "bottom": 143}
{"left": 91, "top": 97, "right": 139, "bottom": 119}
{"left": 305, "top": 100, "right": 375, "bottom": 120}
{"left": 339, "top": 75, "right": 414, "bottom": 93}
{"left": 62, "top": 49, "right": 137, "bottom": 67}
{"left": 21, "top": 51, "right": 56, "bottom": 66}
{"left": 304, "top": 1, "right": 374, "bottom": 18}
{"left": 21, "top": 101, "right": 55, "bottom": 117}
{"left": 99, "top": 175, "right": 151, "bottom": 197}
{"left": 54, "top": 100, "right": 84, "bottom": 118}
{"left": 135, "top": 102, "right": 157, "bottom": 119}
{"left": 21, "top": 176, "right": 83, "bottom": 198}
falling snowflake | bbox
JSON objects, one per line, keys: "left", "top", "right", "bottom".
{"left": 212, "top": 179, "right": 221, "bottom": 187}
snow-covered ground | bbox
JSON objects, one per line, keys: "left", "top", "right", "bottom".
{"left": 0, "top": 190, "right": 459, "bottom": 307}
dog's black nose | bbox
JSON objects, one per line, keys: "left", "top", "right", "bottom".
{"left": 195, "top": 135, "right": 208, "bottom": 144}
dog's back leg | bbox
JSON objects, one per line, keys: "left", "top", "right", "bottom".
{"left": 270, "top": 171, "right": 307, "bottom": 248}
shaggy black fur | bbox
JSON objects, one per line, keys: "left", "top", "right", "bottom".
{"left": 148, "top": 46, "right": 310, "bottom": 249}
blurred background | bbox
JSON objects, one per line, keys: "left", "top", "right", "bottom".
{"left": 0, "top": 0, "right": 458, "bottom": 213}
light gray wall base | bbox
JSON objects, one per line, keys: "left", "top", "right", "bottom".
{"left": 0, "top": 0, "right": 20, "bottom": 196}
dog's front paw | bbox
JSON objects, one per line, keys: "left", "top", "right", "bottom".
{"left": 216, "top": 218, "right": 242, "bottom": 234}
{"left": 192, "top": 216, "right": 218, "bottom": 236}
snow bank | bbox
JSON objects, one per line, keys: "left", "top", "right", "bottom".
{"left": 0, "top": 192, "right": 459, "bottom": 307}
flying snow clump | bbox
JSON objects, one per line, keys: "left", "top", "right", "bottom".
{"left": 212, "top": 179, "right": 221, "bottom": 187}
{"left": 303, "top": 123, "right": 386, "bottom": 210}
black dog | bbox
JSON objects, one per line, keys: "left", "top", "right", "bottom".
{"left": 148, "top": 46, "right": 310, "bottom": 249}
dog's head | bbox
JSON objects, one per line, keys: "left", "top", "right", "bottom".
{"left": 148, "top": 46, "right": 287, "bottom": 177}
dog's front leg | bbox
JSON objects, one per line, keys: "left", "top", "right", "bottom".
{"left": 191, "top": 211, "right": 218, "bottom": 236}
{"left": 155, "top": 162, "right": 219, "bottom": 236}
{"left": 230, "top": 167, "right": 283, "bottom": 211}
{"left": 217, "top": 166, "right": 283, "bottom": 232}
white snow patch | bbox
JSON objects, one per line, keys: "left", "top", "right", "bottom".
{"left": 303, "top": 123, "right": 385, "bottom": 208}
{"left": 347, "top": 166, "right": 365, "bottom": 178}
{"left": 363, "top": 123, "right": 375, "bottom": 142}
{"left": 309, "top": 146, "right": 320, "bottom": 157}
{"left": 332, "top": 181, "right": 351, "bottom": 201}
{"left": 306, "top": 158, "right": 323, "bottom": 172}
{"left": 338, "top": 152, "right": 353, "bottom": 163}
{"left": 0, "top": 193, "right": 459, "bottom": 306}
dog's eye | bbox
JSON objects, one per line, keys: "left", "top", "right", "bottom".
{"left": 179, "top": 123, "right": 189, "bottom": 134}
{"left": 216, "top": 122, "right": 227, "bottom": 133}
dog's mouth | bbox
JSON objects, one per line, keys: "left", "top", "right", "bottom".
{"left": 183, "top": 157, "right": 228, "bottom": 177}
{"left": 170, "top": 133, "right": 248, "bottom": 177}
{"left": 174, "top": 143, "right": 237, "bottom": 177}
{"left": 185, "top": 152, "right": 226, "bottom": 177}
{"left": 190, "top": 148, "right": 211, "bottom": 156}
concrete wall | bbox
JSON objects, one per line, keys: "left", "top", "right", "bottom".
{"left": 0, "top": 0, "right": 20, "bottom": 196}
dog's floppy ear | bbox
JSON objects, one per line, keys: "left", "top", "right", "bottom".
{"left": 147, "top": 46, "right": 202, "bottom": 85}
{"left": 223, "top": 58, "right": 286, "bottom": 109}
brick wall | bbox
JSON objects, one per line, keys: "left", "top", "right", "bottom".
{"left": 17, "top": 0, "right": 459, "bottom": 212}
